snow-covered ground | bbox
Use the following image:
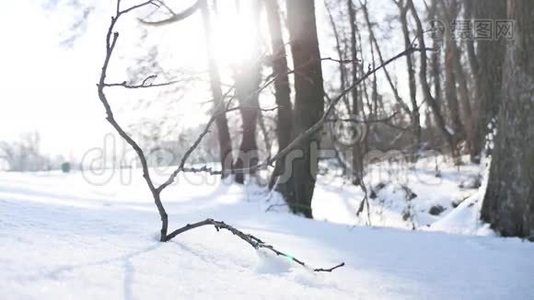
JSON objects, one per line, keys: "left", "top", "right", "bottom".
{"left": 1, "top": 159, "right": 534, "bottom": 299}
{"left": 313, "top": 154, "right": 493, "bottom": 235}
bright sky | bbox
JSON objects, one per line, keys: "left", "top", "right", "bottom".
{"left": 0, "top": 0, "right": 211, "bottom": 159}
{"left": 0, "top": 0, "right": 410, "bottom": 160}
{"left": 0, "top": 0, "right": 108, "bottom": 158}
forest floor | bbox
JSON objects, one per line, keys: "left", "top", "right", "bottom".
{"left": 1, "top": 156, "right": 534, "bottom": 299}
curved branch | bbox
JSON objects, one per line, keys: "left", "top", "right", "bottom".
{"left": 139, "top": 0, "right": 201, "bottom": 26}
{"left": 165, "top": 218, "right": 345, "bottom": 272}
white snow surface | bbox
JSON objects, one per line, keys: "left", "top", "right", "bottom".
{"left": 1, "top": 163, "right": 534, "bottom": 299}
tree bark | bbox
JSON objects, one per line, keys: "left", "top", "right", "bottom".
{"left": 285, "top": 0, "right": 324, "bottom": 218}
{"left": 234, "top": 0, "right": 261, "bottom": 184}
{"left": 265, "top": 0, "right": 293, "bottom": 191}
{"left": 233, "top": 68, "right": 261, "bottom": 183}
{"left": 200, "top": 0, "right": 233, "bottom": 177}
{"left": 471, "top": 0, "right": 506, "bottom": 162}
{"left": 397, "top": 0, "right": 421, "bottom": 148}
{"left": 481, "top": 0, "right": 534, "bottom": 239}
{"left": 442, "top": 0, "right": 465, "bottom": 144}
{"left": 347, "top": 0, "right": 365, "bottom": 185}
{"left": 409, "top": 0, "right": 456, "bottom": 154}
{"left": 361, "top": 2, "right": 411, "bottom": 116}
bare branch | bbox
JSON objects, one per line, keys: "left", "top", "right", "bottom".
{"left": 326, "top": 111, "right": 399, "bottom": 124}
{"left": 226, "top": 106, "right": 279, "bottom": 114}
{"left": 139, "top": 0, "right": 201, "bottom": 26}
{"left": 156, "top": 86, "right": 236, "bottom": 192}
{"left": 320, "top": 57, "right": 360, "bottom": 64}
{"left": 104, "top": 75, "right": 181, "bottom": 89}
{"left": 119, "top": 0, "right": 156, "bottom": 16}
{"left": 182, "top": 166, "right": 222, "bottom": 175}
{"left": 165, "top": 218, "right": 345, "bottom": 272}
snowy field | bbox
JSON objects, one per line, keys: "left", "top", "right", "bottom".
{"left": 1, "top": 158, "right": 534, "bottom": 299}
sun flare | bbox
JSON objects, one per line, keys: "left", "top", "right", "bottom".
{"left": 210, "top": 2, "right": 264, "bottom": 68}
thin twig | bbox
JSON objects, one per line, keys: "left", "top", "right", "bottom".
{"left": 139, "top": 0, "right": 201, "bottom": 26}
{"left": 104, "top": 75, "right": 181, "bottom": 89}
{"left": 326, "top": 111, "right": 399, "bottom": 124}
{"left": 182, "top": 166, "right": 222, "bottom": 175}
{"left": 321, "top": 57, "right": 360, "bottom": 64}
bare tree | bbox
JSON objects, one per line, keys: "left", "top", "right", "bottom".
{"left": 441, "top": 0, "right": 465, "bottom": 147}
{"left": 265, "top": 0, "right": 293, "bottom": 190}
{"left": 408, "top": 0, "right": 457, "bottom": 156}
{"left": 96, "top": 0, "right": 343, "bottom": 272}
{"left": 142, "top": 0, "right": 234, "bottom": 177}
{"left": 394, "top": 0, "right": 421, "bottom": 148}
{"left": 284, "top": 0, "right": 325, "bottom": 217}
{"left": 233, "top": 0, "right": 262, "bottom": 184}
{"left": 324, "top": 0, "right": 351, "bottom": 115}
{"left": 361, "top": 1, "right": 411, "bottom": 117}
{"left": 200, "top": 0, "right": 234, "bottom": 177}
{"left": 347, "top": 0, "right": 367, "bottom": 184}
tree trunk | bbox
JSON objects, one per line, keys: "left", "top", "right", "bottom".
{"left": 409, "top": 0, "right": 455, "bottom": 154}
{"left": 481, "top": 0, "right": 534, "bottom": 239}
{"left": 471, "top": 0, "right": 506, "bottom": 163}
{"left": 233, "top": 67, "right": 261, "bottom": 184}
{"left": 397, "top": 0, "right": 421, "bottom": 149}
{"left": 464, "top": 0, "right": 479, "bottom": 81}
{"left": 200, "top": 0, "right": 233, "bottom": 177}
{"left": 285, "top": 0, "right": 324, "bottom": 218}
{"left": 430, "top": 1, "right": 442, "bottom": 127}
{"left": 348, "top": 0, "right": 364, "bottom": 185}
{"left": 362, "top": 2, "right": 411, "bottom": 116}
{"left": 234, "top": 0, "right": 261, "bottom": 184}
{"left": 265, "top": 0, "right": 293, "bottom": 191}
{"left": 324, "top": 0, "right": 351, "bottom": 115}
{"left": 324, "top": 1, "right": 349, "bottom": 176}
{"left": 453, "top": 40, "right": 474, "bottom": 156}
{"left": 442, "top": 0, "right": 465, "bottom": 149}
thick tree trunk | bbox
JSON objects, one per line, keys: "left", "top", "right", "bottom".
{"left": 471, "top": 0, "right": 506, "bottom": 162}
{"left": 481, "top": 0, "right": 534, "bottom": 239}
{"left": 285, "top": 0, "right": 324, "bottom": 218}
{"left": 265, "top": 0, "right": 293, "bottom": 191}
{"left": 200, "top": 0, "right": 233, "bottom": 177}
